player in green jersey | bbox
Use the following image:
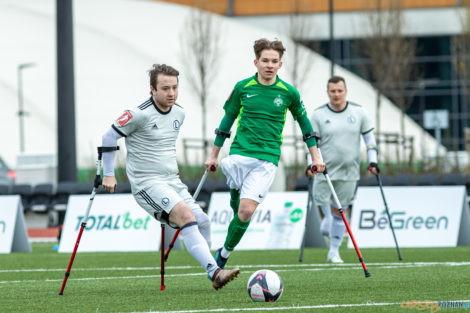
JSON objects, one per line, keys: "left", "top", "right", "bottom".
{"left": 205, "top": 38, "right": 326, "bottom": 268}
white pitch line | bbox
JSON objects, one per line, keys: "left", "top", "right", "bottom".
{"left": 1, "top": 261, "right": 469, "bottom": 273}
{"left": 0, "top": 272, "right": 206, "bottom": 284}
{"left": 129, "top": 299, "right": 470, "bottom": 313}
{"left": 0, "top": 261, "right": 469, "bottom": 285}
{"left": 135, "top": 302, "right": 400, "bottom": 313}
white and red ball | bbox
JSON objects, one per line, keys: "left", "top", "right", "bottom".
{"left": 247, "top": 269, "right": 283, "bottom": 302}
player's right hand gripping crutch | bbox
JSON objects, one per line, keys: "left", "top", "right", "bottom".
{"left": 59, "top": 146, "right": 119, "bottom": 295}
{"left": 311, "top": 136, "right": 371, "bottom": 278}
{"left": 163, "top": 165, "right": 216, "bottom": 262}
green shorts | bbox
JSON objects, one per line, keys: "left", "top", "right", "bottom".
{"left": 313, "top": 179, "right": 358, "bottom": 207}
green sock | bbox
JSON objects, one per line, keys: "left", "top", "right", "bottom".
{"left": 229, "top": 189, "right": 240, "bottom": 214}
{"left": 224, "top": 213, "right": 250, "bottom": 251}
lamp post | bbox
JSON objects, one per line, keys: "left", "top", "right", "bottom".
{"left": 17, "top": 62, "right": 36, "bottom": 153}
{"left": 329, "top": 0, "right": 334, "bottom": 77}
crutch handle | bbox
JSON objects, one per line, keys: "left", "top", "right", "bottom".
{"left": 311, "top": 165, "right": 328, "bottom": 175}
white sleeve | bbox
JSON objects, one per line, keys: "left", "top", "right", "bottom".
{"left": 306, "top": 112, "right": 318, "bottom": 166}
{"left": 362, "top": 131, "right": 377, "bottom": 163}
{"left": 306, "top": 152, "right": 312, "bottom": 166}
{"left": 102, "top": 126, "right": 123, "bottom": 176}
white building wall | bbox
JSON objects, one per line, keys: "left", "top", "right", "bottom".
{"left": 233, "top": 7, "right": 465, "bottom": 40}
{"left": 0, "top": 0, "right": 440, "bottom": 173}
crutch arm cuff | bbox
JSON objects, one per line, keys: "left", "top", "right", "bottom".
{"left": 98, "top": 146, "right": 119, "bottom": 153}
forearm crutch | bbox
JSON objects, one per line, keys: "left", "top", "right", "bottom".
{"left": 59, "top": 146, "right": 119, "bottom": 295}
{"left": 375, "top": 174, "right": 403, "bottom": 261}
{"left": 164, "top": 165, "right": 215, "bottom": 262}
{"left": 160, "top": 223, "right": 165, "bottom": 290}
{"left": 312, "top": 142, "right": 371, "bottom": 278}
{"left": 299, "top": 177, "right": 313, "bottom": 262}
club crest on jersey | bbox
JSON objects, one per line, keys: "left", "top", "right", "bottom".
{"left": 274, "top": 95, "right": 283, "bottom": 107}
{"left": 162, "top": 197, "right": 170, "bottom": 206}
{"left": 117, "top": 111, "right": 132, "bottom": 126}
{"left": 347, "top": 116, "right": 356, "bottom": 124}
{"left": 173, "top": 120, "right": 181, "bottom": 130}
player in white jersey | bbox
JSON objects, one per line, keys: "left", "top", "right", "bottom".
{"left": 307, "top": 76, "right": 379, "bottom": 263}
{"left": 101, "top": 64, "right": 239, "bottom": 290}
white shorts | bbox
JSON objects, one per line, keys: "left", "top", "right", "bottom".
{"left": 313, "top": 179, "right": 357, "bottom": 208}
{"left": 133, "top": 176, "right": 199, "bottom": 227}
{"left": 220, "top": 154, "right": 277, "bottom": 203}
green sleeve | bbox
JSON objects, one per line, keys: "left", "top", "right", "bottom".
{"left": 297, "top": 115, "right": 317, "bottom": 148}
{"left": 288, "top": 88, "right": 307, "bottom": 121}
{"left": 223, "top": 82, "right": 242, "bottom": 119}
{"left": 214, "top": 114, "right": 236, "bottom": 147}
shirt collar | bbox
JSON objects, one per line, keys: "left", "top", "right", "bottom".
{"left": 254, "top": 73, "right": 280, "bottom": 86}
{"left": 327, "top": 101, "right": 349, "bottom": 113}
{"left": 150, "top": 97, "right": 172, "bottom": 115}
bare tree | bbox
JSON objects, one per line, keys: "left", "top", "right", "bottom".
{"left": 453, "top": 2, "right": 470, "bottom": 105}
{"left": 452, "top": 1, "right": 470, "bottom": 169}
{"left": 286, "top": 0, "right": 315, "bottom": 175}
{"left": 180, "top": 4, "right": 221, "bottom": 159}
{"left": 355, "top": 0, "right": 418, "bottom": 164}
{"left": 287, "top": 1, "right": 315, "bottom": 91}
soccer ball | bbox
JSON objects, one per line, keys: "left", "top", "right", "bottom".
{"left": 247, "top": 269, "right": 283, "bottom": 302}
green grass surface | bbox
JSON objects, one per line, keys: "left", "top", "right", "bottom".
{"left": 1, "top": 243, "right": 469, "bottom": 312}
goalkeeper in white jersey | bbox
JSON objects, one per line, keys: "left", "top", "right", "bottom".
{"left": 101, "top": 64, "right": 239, "bottom": 290}
{"left": 307, "top": 76, "right": 379, "bottom": 263}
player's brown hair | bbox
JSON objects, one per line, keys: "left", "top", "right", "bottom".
{"left": 253, "top": 38, "right": 286, "bottom": 59}
{"left": 149, "top": 64, "right": 179, "bottom": 90}
{"left": 327, "top": 76, "right": 347, "bottom": 89}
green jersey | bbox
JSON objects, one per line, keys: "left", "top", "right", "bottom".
{"left": 223, "top": 74, "right": 308, "bottom": 166}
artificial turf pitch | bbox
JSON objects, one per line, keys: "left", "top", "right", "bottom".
{"left": 1, "top": 243, "right": 469, "bottom": 312}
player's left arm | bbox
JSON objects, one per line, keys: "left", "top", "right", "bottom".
{"left": 289, "top": 90, "right": 325, "bottom": 173}
{"left": 360, "top": 107, "right": 379, "bottom": 175}
{"left": 363, "top": 130, "right": 379, "bottom": 175}
{"left": 205, "top": 83, "right": 241, "bottom": 169}
{"left": 297, "top": 115, "right": 325, "bottom": 175}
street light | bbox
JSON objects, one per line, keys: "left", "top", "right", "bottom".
{"left": 17, "top": 62, "right": 36, "bottom": 153}
{"left": 329, "top": 0, "right": 334, "bottom": 77}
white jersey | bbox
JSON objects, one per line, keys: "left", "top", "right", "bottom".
{"left": 310, "top": 102, "right": 373, "bottom": 181}
{"left": 112, "top": 97, "right": 185, "bottom": 191}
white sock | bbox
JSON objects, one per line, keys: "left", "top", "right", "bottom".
{"left": 329, "top": 215, "right": 345, "bottom": 256}
{"left": 319, "top": 205, "right": 331, "bottom": 236}
{"left": 193, "top": 207, "right": 211, "bottom": 248}
{"left": 181, "top": 222, "right": 218, "bottom": 278}
{"left": 221, "top": 247, "right": 231, "bottom": 259}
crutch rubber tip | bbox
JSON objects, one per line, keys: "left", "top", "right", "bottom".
{"left": 364, "top": 270, "right": 371, "bottom": 278}
{"left": 160, "top": 285, "right": 165, "bottom": 290}
{"left": 59, "top": 292, "right": 63, "bottom": 295}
